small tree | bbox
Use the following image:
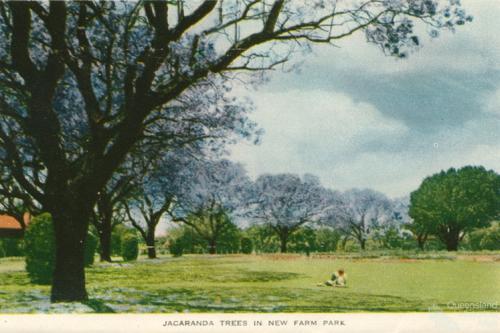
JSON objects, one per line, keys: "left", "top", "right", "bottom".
{"left": 409, "top": 166, "right": 500, "bottom": 251}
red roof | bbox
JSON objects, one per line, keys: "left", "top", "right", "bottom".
{"left": 0, "top": 213, "right": 30, "bottom": 230}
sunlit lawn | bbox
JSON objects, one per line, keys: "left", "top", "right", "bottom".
{"left": 0, "top": 253, "right": 499, "bottom": 313}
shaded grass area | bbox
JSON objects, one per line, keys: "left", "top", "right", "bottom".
{"left": 0, "top": 254, "right": 499, "bottom": 313}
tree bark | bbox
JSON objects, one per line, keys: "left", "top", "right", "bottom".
{"left": 99, "top": 220, "right": 113, "bottom": 262}
{"left": 146, "top": 230, "right": 157, "bottom": 259}
{"left": 440, "top": 226, "right": 460, "bottom": 251}
{"left": 50, "top": 210, "right": 89, "bottom": 302}
{"left": 279, "top": 233, "right": 288, "bottom": 253}
{"left": 445, "top": 234, "right": 459, "bottom": 251}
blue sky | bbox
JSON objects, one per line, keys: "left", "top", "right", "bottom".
{"left": 229, "top": 0, "right": 500, "bottom": 198}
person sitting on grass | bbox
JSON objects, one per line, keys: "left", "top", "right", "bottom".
{"left": 318, "top": 269, "right": 347, "bottom": 287}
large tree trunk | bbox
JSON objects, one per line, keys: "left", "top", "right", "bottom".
{"left": 445, "top": 234, "right": 459, "bottom": 251}
{"left": 94, "top": 197, "right": 114, "bottom": 262}
{"left": 146, "top": 230, "right": 157, "bottom": 259}
{"left": 99, "top": 219, "right": 113, "bottom": 262}
{"left": 51, "top": 210, "right": 89, "bottom": 302}
{"left": 440, "top": 227, "right": 460, "bottom": 251}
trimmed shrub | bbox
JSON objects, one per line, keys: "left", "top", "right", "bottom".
{"left": 121, "top": 234, "right": 139, "bottom": 261}
{"left": 169, "top": 238, "right": 184, "bottom": 257}
{"left": 24, "top": 213, "right": 55, "bottom": 284}
{"left": 84, "top": 232, "right": 99, "bottom": 266}
{"left": 0, "top": 242, "right": 5, "bottom": 258}
{"left": 240, "top": 237, "right": 253, "bottom": 254}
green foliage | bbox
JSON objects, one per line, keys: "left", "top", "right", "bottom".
{"left": 244, "top": 225, "right": 280, "bottom": 253}
{"left": 183, "top": 208, "right": 241, "bottom": 254}
{"left": 243, "top": 226, "right": 342, "bottom": 254}
{"left": 24, "top": 213, "right": 55, "bottom": 285}
{"left": 0, "top": 239, "right": 24, "bottom": 257}
{"left": 409, "top": 166, "right": 500, "bottom": 250}
{"left": 466, "top": 229, "right": 487, "bottom": 251}
{"left": 216, "top": 219, "right": 241, "bottom": 254}
{"left": 121, "top": 234, "right": 139, "bottom": 261}
{"left": 480, "top": 226, "right": 500, "bottom": 250}
{"left": 84, "top": 233, "right": 98, "bottom": 267}
{"left": 289, "top": 226, "right": 316, "bottom": 254}
{"left": 240, "top": 237, "right": 253, "bottom": 254}
{"left": 169, "top": 238, "right": 184, "bottom": 257}
{"left": 155, "top": 236, "right": 168, "bottom": 255}
{"left": 24, "top": 213, "right": 103, "bottom": 283}
{"left": 340, "top": 239, "right": 362, "bottom": 252}
{"left": 315, "top": 228, "right": 341, "bottom": 252}
{"left": 372, "top": 227, "right": 415, "bottom": 250}
{"left": 423, "top": 237, "right": 447, "bottom": 251}
{"left": 466, "top": 223, "right": 500, "bottom": 251}
{"left": 111, "top": 225, "right": 137, "bottom": 256}
{"left": 168, "top": 226, "right": 206, "bottom": 255}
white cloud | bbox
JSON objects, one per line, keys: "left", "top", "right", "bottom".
{"left": 484, "top": 87, "right": 500, "bottom": 115}
{"left": 230, "top": 86, "right": 500, "bottom": 198}
{"left": 230, "top": 88, "right": 408, "bottom": 181}
{"left": 333, "top": 142, "right": 500, "bottom": 198}
{"left": 323, "top": 117, "right": 500, "bottom": 197}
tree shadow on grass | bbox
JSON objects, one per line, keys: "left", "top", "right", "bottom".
{"left": 84, "top": 298, "right": 116, "bottom": 313}
{"left": 117, "top": 287, "right": 439, "bottom": 313}
{"left": 208, "top": 270, "right": 301, "bottom": 283}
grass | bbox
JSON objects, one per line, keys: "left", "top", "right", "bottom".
{"left": 0, "top": 253, "right": 499, "bottom": 313}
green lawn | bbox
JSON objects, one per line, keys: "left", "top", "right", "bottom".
{"left": 0, "top": 253, "right": 499, "bottom": 313}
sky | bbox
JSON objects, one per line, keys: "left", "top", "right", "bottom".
{"left": 228, "top": 0, "right": 500, "bottom": 198}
